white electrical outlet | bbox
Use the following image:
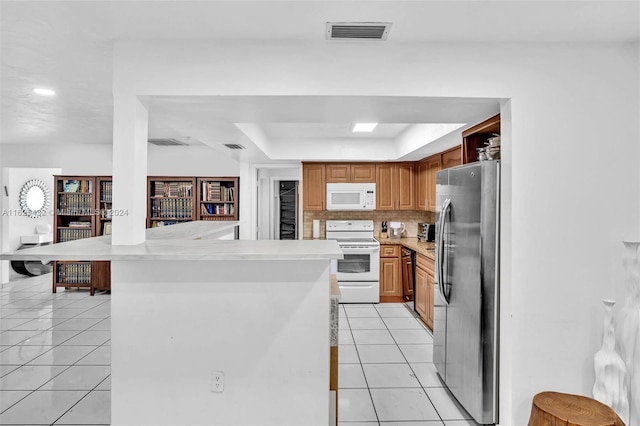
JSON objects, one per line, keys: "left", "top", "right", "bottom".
{"left": 212, "top": 371, "right": 224, "bottom": 393}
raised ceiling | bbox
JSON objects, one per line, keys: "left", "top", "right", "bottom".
{"left": 1, "top": 1, "right": 638, "bottom": 162}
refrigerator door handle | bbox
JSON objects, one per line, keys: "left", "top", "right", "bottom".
{"left": 437, "top": 198, "right": 451, "bottom": 305}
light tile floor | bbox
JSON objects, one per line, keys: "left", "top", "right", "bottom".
{"left": 1, "top": 274, "right": 110, "bottom": 425}
{"left": 1, "top": 274, "right": 478, "bottom": 426}
{"left": 338, "top": 303, "right": 478, "bottom": 426}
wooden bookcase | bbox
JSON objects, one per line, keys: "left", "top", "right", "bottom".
{"left": 96, "top": 176, "right": 113, "bottom": 236}
{"left": 147, "top": 177, "right": 196, "bottom": 228}
{"left": 52, "top": 175, "right": 110, "bottom": 295}
{"left": 196, "top": 177, "right": 239, "bottom": 221}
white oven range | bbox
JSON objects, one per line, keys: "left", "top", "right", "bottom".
{"left": 326, "top": 220, "right": 380, "bottom": 303}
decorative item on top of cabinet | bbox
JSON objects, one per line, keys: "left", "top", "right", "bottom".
{"left": 302, "top": 163, "right": 326, "bottom": 211}
{"left": 326, "top": 163, "right": 376, "bottom": 183}
{"left": 376, "top": 163, "right": 415, "bottom": 211}
{"left": 380, "top": 244, "right": 402, "bottom": 302}
{"left": 147, "top": 177, "right": 196, "bottom": 228}
{"left": 196, "top": 177, "right": 239, "bottom": 221}
{"left": 462, "top": 114, "right": 500, "bottom": 164}
{"left": 415, "top": 253, "right": 434, "bottom": 330}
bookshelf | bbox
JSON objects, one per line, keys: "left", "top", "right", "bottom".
{"left": 196, "top": 177, "right": 239, "bottom": 221}
{"left": 52, "top": 175, "right": 110, "bottom": 295}
{"left": 147, "top": 177, "right": 196, "bottom": 228}
{"left": 96, "top": 176, "right": 113, "bottom": 236}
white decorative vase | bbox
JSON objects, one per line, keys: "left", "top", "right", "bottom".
{"left": 593, "top": 299, "right": 629, "bottom": 424}
{"left": 617, "top": 241, "right": 640, "bottom": 426}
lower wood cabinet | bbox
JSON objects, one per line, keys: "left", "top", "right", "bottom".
{"left": 415, "top": 253, "right": 434, "bottom": 330}
{"left": 380, "top": 244, "right": 402, "bottom": 302}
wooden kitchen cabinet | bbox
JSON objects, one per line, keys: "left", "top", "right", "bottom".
{"left": 415, "top": 253, "right": 435, "bottom": 330}
{"left": 325, "top": 164, "right": 351, "bottom": 183}
{"left": 416, "top": 156, "right": 441, "bottom": 212}
{"left": 416, "top": 161, "right": 428, "bottom": 211}
{"left": 416, "top": 146, "right": 461, "bottom": 212}
{"left": 441, "top": 146, "right": 462, "bottom": 169}
{"left": 462, "top": 114, "right": 500, "bottom": 164}
{"left": 426, "top": 158, "right": 440, "bottom": 212}
{"left": 375, "top": 163, "right": 415, "bottom": 211}
{"left": 350, "top": 163, "right": 376, "bottom": 183}
{"left": 302, "top": 163, "right": 326, "bottom": 211}
{"left": 380, "top": 244, "right": 402, "bottom": 302}
{"left": 325, "top": 163, "right": 376, "bottom": 183}
{"left": 415, "top": 265, "right": 428, "bottom": 317}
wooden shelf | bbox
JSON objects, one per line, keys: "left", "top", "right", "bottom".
{"left": 196, "top": 177, "right": 239, "bottom": 221}
{"left": 53, "top": 175, "right": 112, "bottom": 295}
{"left": 462, "top": 114, "right": 500, "bottom": 164}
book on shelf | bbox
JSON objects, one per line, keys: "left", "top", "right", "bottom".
{"left": 103, "top": 222, "right": 112, "bottom": 235}
{"left": 100, "top": 181, "right": 112, "bottom": 202}
{"left": 68, "top": 221, "right": 91, "bottom": 228}
{"left": 153, "top": 181, "right": 193, "bottom": 198}
{"left": 63, "top": 179, "right": 92, "bottom": 193}
{"left": 202, "top": 181, "right": 234, "bottom": 202}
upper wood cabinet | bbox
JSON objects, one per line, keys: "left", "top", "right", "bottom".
{"left": 416, "top": 146, "right": 462, "bottom": 212}
{"left": 325, "top": 164, "right": 350, "bottom": 183}
{"left": 416, "top": 156, "right": 441, "bottom": 212}
{"left": 376, "top": 163, "right": 415, "bottom": 211}
{"left": 302, "top": 163, "right": 326, "bottom": 211}
{"left": 441, "top": 146, "right": 462, "bottom": 169}
{"left": 325, "top": 163, "right": 376, "bottom": 183}
{"left": 350, "top": 164, "right": 376, "bottom": 182}
{"left": 462, "top": 114, "right": 500, "bottom": 164}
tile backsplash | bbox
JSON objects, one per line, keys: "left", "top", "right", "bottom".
{"left": 303, "top": 210, "right": 436, "bottom": 239}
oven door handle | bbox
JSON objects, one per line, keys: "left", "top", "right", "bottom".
{"left": 339, "top": 247, "right": 380, "bottom": 253}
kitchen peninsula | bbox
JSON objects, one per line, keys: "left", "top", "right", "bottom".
{"left": 0, "top": 221, "right": 343, "bottom": 426}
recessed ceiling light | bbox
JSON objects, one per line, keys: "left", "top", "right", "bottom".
{"left": 352, "top": 123, "right": 378, "bottom": 133}
{"left": 33, "top": 88, "right": 56, "bottom": 96}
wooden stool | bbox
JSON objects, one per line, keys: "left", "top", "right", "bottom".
{"left": 529, "top": 391, "right": 625, "bottom": 426}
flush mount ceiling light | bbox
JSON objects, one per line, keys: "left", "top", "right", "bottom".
{"left": 351, "top": 123, "right": 378, "bottom": 133}
{"left": 33, "top": 88, "right": 56, "bottom": 96}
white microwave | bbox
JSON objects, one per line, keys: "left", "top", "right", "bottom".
{"left": 326, "top": 183, "right": 376, "bottom": 211}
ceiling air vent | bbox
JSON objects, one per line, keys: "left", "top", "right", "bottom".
{"left": 326, "top": 22, "right": 392, "bottom": 40}
{"left": 148, "top": 138, "right": 188, "bottom": 146}
{"left": 224, "top": 143, "right": 246, "bottom": 150}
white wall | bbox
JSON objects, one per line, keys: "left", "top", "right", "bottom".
{"left": 112, "top": 40, "right": 640, "bottom": 425}
{"left": 0, "top": 144, "right": 240, "bottom": 177}
{"left": 111, "top": 258, "right": 331, "bottom": 425}
{"left": 0, "top": 167, "right": 61, "bottom": 283}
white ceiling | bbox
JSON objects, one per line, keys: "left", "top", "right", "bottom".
{"left": 1, "top": 1, "right": 639, "bottom": 162}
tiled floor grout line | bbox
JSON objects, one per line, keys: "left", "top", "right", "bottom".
{"left": 342, "top": 303, "right": 460, "bottom": 425}
{"left": 50, "top": 373, "right": 111, "bottom": 426}
{"left": 376, "top": 304, "right": 448, "bottom": 425}
{"left": 342, "top": 306, "right": 381, "bottom": 425}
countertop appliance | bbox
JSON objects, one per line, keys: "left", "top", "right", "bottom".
{"left": 401, "top": 247, "right": 415, "bottom": 304}
{"left": 388, "top": 221, "right": 405, "bottom": 239}
{"left": 417, "top": 222, "right": 436, "bottom": 242}
{"left": 326, "top": 219, "right": 380, "bottom": 303}
{"left": 434, "top": 160, "right": 500, "bottom": 425}
{"left": 326, "top": 183, "right": 376, "bottom": 211}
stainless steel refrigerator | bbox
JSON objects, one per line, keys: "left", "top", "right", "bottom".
{"left": 433, "top": 160, "right": 500, "bottom": 425}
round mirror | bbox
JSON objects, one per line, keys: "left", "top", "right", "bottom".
{"left": 19, "top": 179, "right": 50, "bottom": 218}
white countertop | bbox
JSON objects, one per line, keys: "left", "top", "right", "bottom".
{"left": 0, "top": 221, "right": 343, "bottom": 261}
